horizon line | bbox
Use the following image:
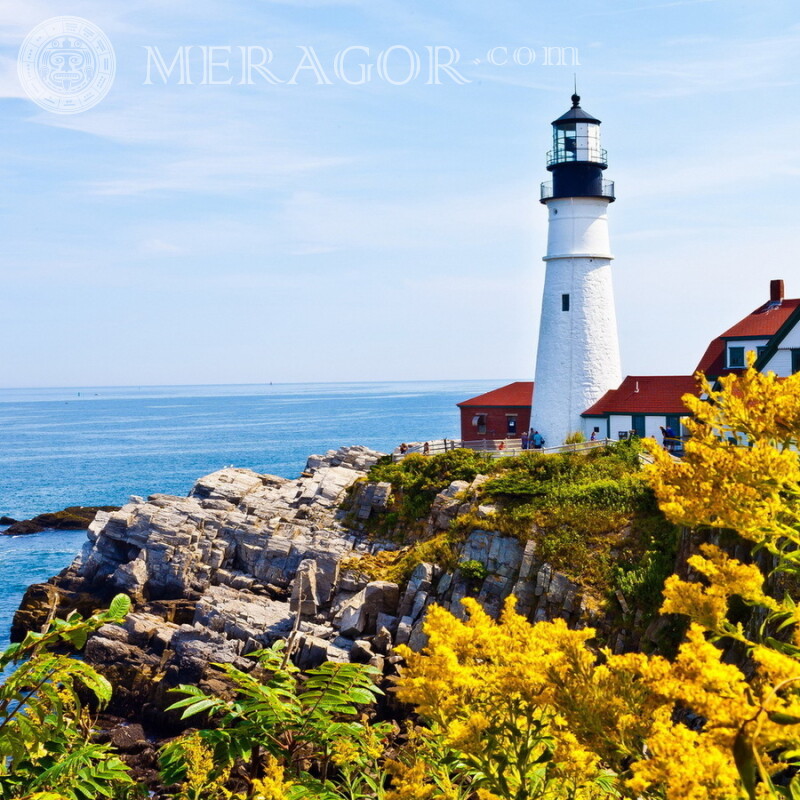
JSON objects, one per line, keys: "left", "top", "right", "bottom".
{"left": 0, "top": 377, "right": 521, "bottom": 393}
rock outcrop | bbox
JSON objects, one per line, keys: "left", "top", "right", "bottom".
{"left": 2, "top": 506, "right": 120, "bottom": 536}
{"left": 13, "top": 446, "right": 599, "bottom": 730}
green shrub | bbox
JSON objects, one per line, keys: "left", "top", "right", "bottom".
{"left": 458, "top": 559, "right": 489, "bottom": 582}
{"left": 366, "top": 449, "right": 493, "bottom": 535}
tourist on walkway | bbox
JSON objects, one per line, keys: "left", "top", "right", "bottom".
{"left": 532, "top": 431, "right": 544, "bottom": 449}
{"left": 521, "top": 430, "right": 529, "bottom": 450}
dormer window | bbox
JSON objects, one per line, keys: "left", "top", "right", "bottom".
{"left": 728, "top": 346, "right": 745, "bottom": 368}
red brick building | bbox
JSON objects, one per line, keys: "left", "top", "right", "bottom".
{"left": 457, "top": 381, "right": 533, "bottom": 442}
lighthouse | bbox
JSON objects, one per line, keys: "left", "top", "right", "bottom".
{"left": 530, "top": 94, "right": 622, "bottom": 446}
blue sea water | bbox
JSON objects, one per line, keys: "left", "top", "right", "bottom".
{"left": 0, "top": 379, "right": 500, "bottom": 645}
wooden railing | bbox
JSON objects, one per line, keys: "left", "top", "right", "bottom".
{"left": 392, "top": 438, "right": 616, "bottom": 461}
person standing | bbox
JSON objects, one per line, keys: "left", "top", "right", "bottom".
{"left": 532, "top": 431, "right": 544, "bottom": 449}
{"left": 521, "top": 430, "right": 529, "bottom": 450}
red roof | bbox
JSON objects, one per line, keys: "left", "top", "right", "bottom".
{"left": 696, "top": 298, "right": 800, "bottom": 377}
{"left": 582, "top": 375, "right": 697, "bottom": 416}
{"left": 720, "top": 298, "right": 800, "bottom": 338}
{"left": 458, "top": 381, "right": 534, "bottom": 408}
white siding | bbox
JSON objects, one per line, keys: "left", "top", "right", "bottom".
{"left": 725, "top": 338, "right": 769, "bottom": 369}
{"left": 583, "top": 418, "right": 606, "bottom": 439}
{"left": 763, "top": 318, "right": 800, "bottom": 377}
{"left": 764, "top": 349, "right": 793, "bottom": 377}
{"left": 609, "top": 415, "right": 632, "bottom": 439}
{"left": 600, "top": 414, "right": 687, "bottom": 442}
{"left": 778, "top": 320, "right": 800, "bottom": 347}
{"left": 531, "top": 196, "right": 622, "bottom": 446}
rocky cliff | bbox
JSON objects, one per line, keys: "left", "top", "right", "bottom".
{"left": 13, "top": 444, "right": 634, "bottom": 731}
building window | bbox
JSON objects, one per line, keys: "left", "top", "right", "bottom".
{"left": 506, "top": 416, "right": 517, "bottom": 436}
{"left": 728, "top": 346, "right": 745, "bottom": 368}
{"left": 472, "top": 414, "right": 487, "bottom": 435}
{"left": 757, "top": 346, "right": 767, "bottom": 359}
{"left": 562, "top": 294, "right": 570, "bottom": 311}
{"left": 792, "top": 349, "right": 800, "bottom": 374}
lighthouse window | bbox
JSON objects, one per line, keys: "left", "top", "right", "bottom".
{"left": 728, "top": 346, "right": 745, "bottom": 368}
{"left": 555, "top": 124, "right": 577, "bottom": 162}
{"left": 562, "top": 294, "right": 570, "bottom": 311}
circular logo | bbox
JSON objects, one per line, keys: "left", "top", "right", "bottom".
{"left": 18, "top": 17, "right": 116, "bottom": 114}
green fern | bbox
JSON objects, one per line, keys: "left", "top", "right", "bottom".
{"left": 163, "top": 642, "right": 388, "bottom": 797}
{"left": 0, "top": 594, "right": 135, "bottom": 800}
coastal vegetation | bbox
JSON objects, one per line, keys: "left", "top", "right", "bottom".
{"left": 6, "top": 357, "right": 800, "bottom": 798}
{"left": 0, "top": 594, "right": 133, "bottom": 799}
{"left": 353, "top": 436, "right": 677, "bottom": 620}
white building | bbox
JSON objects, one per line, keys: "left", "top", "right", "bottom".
{"left": 582, "top": 280, "right": 800, "bottom": 445}
{"left": 531, "top": 94, "right": 622, "bottom": 446}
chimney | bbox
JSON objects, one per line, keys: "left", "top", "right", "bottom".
{"left": 770, "top": 279, "right": 784, "bottom": 304}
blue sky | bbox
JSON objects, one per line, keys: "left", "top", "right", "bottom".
{"left": 1, "top": 0, "right": 798, "bottom": 387}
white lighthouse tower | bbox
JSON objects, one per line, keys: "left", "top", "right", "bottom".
{"left": 531, "top": 94, "right": 622, "bottom": 446}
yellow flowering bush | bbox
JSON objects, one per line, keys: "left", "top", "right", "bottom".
{"left": 395, "top": 359, "right": 800, "bottom": 800}
{"left": 641, "top": 356, "right": 800, "bottom": 797}
{"left": 396, "top": 598, "right": 621, "bottom": 799}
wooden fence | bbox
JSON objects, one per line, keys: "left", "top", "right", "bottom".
{"left": 392, "top": 438, "right": 616, "bottom": 462}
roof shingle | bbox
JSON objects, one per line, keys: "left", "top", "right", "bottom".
{"left": 581, "top": 375, "right": 697, "bottom": 416}
{"left": 696, "top": 298, "right": 800, "bottom": 377}
{"left": 457, "top": 381, "right": 534, "bottom": 408}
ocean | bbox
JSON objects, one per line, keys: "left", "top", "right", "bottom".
{"left": 0, "top": 379, "right": 499, "bottom": 645}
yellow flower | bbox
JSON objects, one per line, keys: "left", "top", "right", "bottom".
{"left": 250, "top": 756, "right": 294, "bottom": 800}
{"left": 330, "top": 738, "right": 360, "bottom": 768}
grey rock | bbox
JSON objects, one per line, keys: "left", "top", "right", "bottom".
{"left": 375, "top": 612, "right": 397, "bottom": 634}
{"left": 368, "top": 654, "right": 386, "bottom": 673}
{"left": 293, "top": 634, "right": 330, "bottom": 670}
{"left": 336, "top": 581, "right": 400, "bottom": 637}
{"left": 407, "top": 618, "right": 428, "bottom": 652}
{"left": 398, "top": 562, "right": 434, "bottom": 618}
{"left": 350, "top": 639, "right": 373, "bottom": 664}
{"left": 372, "top": 626, "right": 393, "bottom": 654}
{"left": 395, "top": 615, "right": 414, "bottom": 646}
{"left": 290, "top": 559, "right": 320, "bottom": 616}
{"left": 327, "top": 636, "right": 355, "bottom": 662}
{"left": 546, "top": 573, "right": 575, "bottom": 606}
{"left": 429, "top": 481, "right": 470, "bottom": 531}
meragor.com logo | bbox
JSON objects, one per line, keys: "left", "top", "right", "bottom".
{"left": 18, "top": 17, "right": 115, "bottom": 114}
